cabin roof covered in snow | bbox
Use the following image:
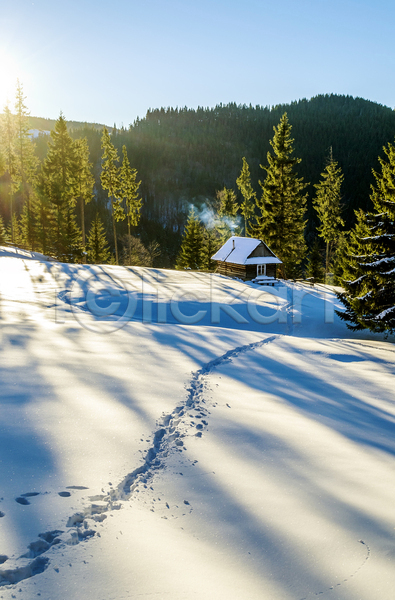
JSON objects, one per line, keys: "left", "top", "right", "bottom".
{"left": 211, "top": 236, "right": 282, "bottom": 265}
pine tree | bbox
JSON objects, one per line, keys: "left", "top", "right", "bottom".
{"left": 0, "top": 103, "right": 18, "bottom": 243}
{"left": 0, "top": 146, "right": 5, "bottom": 177}
{"left": 0, "top": 214, "right": 8, "bottom": 245}
{"left": 119, "top": 145, "right": 142, "bottom": 265}
{"left": 175, "top": 208, "right": 204, "bottom": 270}
{"left": 254, "top": 113, "right": 307, "bottom": 279}
{"left": 313, "top": 149, "right": 345, "bottom": 280}
{"left": 100, "top": 127, "right": 124, "bottom": 264}
{"left": 217, "top": 187, "right": 238, "bottom": 217}
{"left": 336, "top": 210, "right": 374, "bottom": 330}
{"left": 33, "top": 173, "right": 53, "bottom": 256}
{"left": 215, "top": 187, "right": 241, "bottom": 242}
{"left": 62, "top": 203, "right": 83, "bottom": 262}
{"left": 305, "top": 237, "right": 325, "bottom": 281}
{"left": 337, "top": 140, "right": 395, "bottom": 333}
{"left": 7, "top": 214, "right": 23, "bottom": 248}
{"left": 14, "top": 80, "right": 39, "bottom": 250}
{"left": 73, "top": 137, "right": 94, "bottom": 256}
{"left": 332, "top": 232, "right": 348, "bottom": 285}
{"left": 86, "top": 214, "right": 111, "bottom": 264}
{"left": 200, "top": 226, "right": 221, "bottom": 271}
{"left": 41, "top": 114, "right": 82, "bottom": 261}
{"left": 236, "top": 157, "right": 256, "bottom": 236}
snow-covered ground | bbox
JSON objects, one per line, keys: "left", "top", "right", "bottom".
{"left": 0, "top": 247, "right": 394, "bottom": 599}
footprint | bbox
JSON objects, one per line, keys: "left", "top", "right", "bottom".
{"left": 66, "top": 486, "right": 89, "bottom": 490}
{"left": 15, "top": 497, "right": 30, "bottom": 505}
{"left": 0, "top": 555, "right": 8, "bottom": 565}
{"left": 21, "top": 492, "right": 39, "bottom": 498}
{"left": 0, "top": 511, "right": 5, "bottom": 518}
{"left": 58, "top": 491, "right": 71, "bottom": 498}
{"left": 39, "top": 530, "right": 64, "bottom": 544}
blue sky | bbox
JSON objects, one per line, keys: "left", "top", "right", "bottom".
{"left": 1, "top": 0, "right": 394, "bottom": 126}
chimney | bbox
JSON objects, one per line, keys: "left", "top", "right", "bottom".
{"left": 232, "top": 239, "right": 235, "bottom": 250}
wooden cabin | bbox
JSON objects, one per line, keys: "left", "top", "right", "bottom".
{"left": 211, "top": 236, "right": 282, "bottom": 281}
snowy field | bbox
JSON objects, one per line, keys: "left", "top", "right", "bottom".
{"left": 0, "top": 246, "right": 394, "bottom": 600}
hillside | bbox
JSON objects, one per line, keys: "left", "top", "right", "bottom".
{"left": 27, "top": 115, "right": 106, "bottom": 133}
{"left": 39, "top": 94, "right": 395, "bottom": 251}
{"left": 2, "top": 94, "right": 395, "bottom": 265}
{"left": 103, "top": 94, "right": 395, "bottom": 230}
{"left": 0, "top": 248, "right": 394, "bottom": 599}
{"left": 28, "top": 94, "right": 395, "bottom": 228}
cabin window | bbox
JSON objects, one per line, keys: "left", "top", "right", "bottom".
{"left": 257, "top": 264, "right": 266, "bottom": 276}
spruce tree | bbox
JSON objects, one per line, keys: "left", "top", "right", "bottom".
{"left": 217, "top": 187, "right": 238, "bottom": 218}
{"left": 236, "top": 157, "right": 256, "bottom": 236}
{"left": 41, "top": 114, "right": 82, "bottom": 261}
{"left": 305, "top": 237, "right": 325, "bottom": 281}
{"left": 215, "top": 187, "right": 241, "bottom": 242}
{"left": 336, "top": 210, "right": 374, "bottom": 330}
{"left": 7, "top": 214, "right": 23, "bottom": 248}
{"left": 73, "top": 137, "right": 94, "bottom": 256}
{"left": 33, "top": 174, "right": 53, "bottom": 256}
{"left": 337, "top": 141, "right": 395, "bottom": 333}
{"left": 62, "top": 203, "right": 83, "bottom": 262}
{"left": 86, "top": 214, "right": 111, "bottom": 264}
{"left": 254, "top": 113, "right": 307, "bottom": 279}
{"left": 175, "top": 208, "right": 204, "bottom": 270}
{"left": 0, "top": 214, "right": 8, "bottom": 245}
{"left": 100, "top": 127, "right": 124, "bottom": 264}
{"left": 0, "top": 146, "right": 5, "bottom": 177}
{"left": 313, "top": 149, "right": 344, "bottom": 280}
{"left": 332, "top": 232, "right": 348, "bottom": 285}
{"left": 200, "top": 226, "right": 221, "bottom": 271}
{"left": 14, "top": 80, "right": 39, "bottom": 250}
{"left": 119, "top": 145, "right": 142, "bottom": 265}
{"left": 0, "top": 103, "right": 18, "bottom": 243}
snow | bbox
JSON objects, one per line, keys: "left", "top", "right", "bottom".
{"left": 211, "top": 236, "right": 282, "bottom": 265}
{"left": 365, "top": 256, "right": 395, "bottom": 267}
{"left": 377, "top": 305, "right": 395, "bottom": 319}
{"left": 244, "top": 256, "right": 280, "bottom": 265}
{"left": 28, "top": 129, "right": 51, "bottom": 139}
{"left": 1, "top": 246, "right": 395, "bottom": 599}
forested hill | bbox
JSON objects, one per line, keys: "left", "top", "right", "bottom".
{"left": 29, "top": 94, "right": 395, "bottom": 253}
{"left": 126, "top": 95, "right": 395, "bottom": 222}
{"left": 28, "top": 115, "right": 105, "bottom": 133}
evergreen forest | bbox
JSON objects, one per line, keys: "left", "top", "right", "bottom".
{"left": 1, "top": 91, "right": 395, "bottom": 273}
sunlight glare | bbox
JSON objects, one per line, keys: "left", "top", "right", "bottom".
{"left": 0, "top": 48, "right": 23, "bottom": 108}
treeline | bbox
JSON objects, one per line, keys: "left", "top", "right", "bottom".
{"left": 1, "top": 85, "right": 395, "bottom": 333}
{"left": 1, "top": 89, "right": 395, "bottom": 269}
{"left": 97, "top": 94, "right": 395, "bottom": 231}
{"left": 36, "top": 94, "right": 395, "bottom": 253}
{"left": 175, "top": 114, "right": 344, "bottom": 281}
{"left": 0, "top": 82, "right": 149, "bottom": 265}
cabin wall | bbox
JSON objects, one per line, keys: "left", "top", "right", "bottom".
{"left": 215, "top": 262, "right": 277, "bottom": 280}
{"left": 216, "top": 262, "right": 247, "bottom": 279}
{"left": 246, "top": 265, "right": 257, "bottom": 279}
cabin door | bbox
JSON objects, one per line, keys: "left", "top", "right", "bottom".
{"left": 257, "top": 264, "right": 266, "bottom": 276}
